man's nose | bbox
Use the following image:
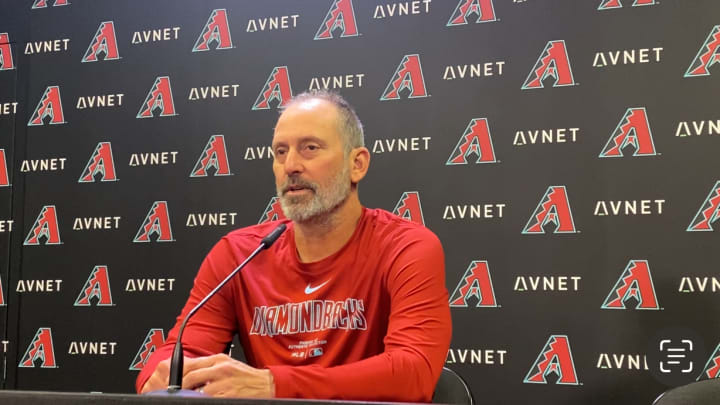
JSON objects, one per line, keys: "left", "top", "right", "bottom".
{"left": 283, "top": 148, "right": 304, "bottom": 175}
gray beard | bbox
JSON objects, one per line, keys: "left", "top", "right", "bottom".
{"left": 277, "top": 164, "right": 351, "bottom": 224}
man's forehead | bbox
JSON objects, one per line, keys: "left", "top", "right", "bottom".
{"left": 273, "top": 99, "right": 340, "bottom": 139}
{"left": 287, "top": 97, "right": 331, "bottom": 111}
{"left": 279, "top": 98, "right": 338, "bottom": 121}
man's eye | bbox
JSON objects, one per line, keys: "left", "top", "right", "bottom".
{"left": 306, "top": 145, "right": 319, "bottom": 151}
{"left": 275, "top": 149, "right": 286, "bottom": 155}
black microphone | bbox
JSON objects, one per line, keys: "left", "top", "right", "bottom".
{"left": 148, "top": 223, "right": 287, "bottom": 396}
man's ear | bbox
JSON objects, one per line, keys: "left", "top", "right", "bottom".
{"left": 350, "top": 147, "right": 370, "bottom": 184}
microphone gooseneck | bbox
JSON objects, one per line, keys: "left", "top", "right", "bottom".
{"left": 155, "top": 223, "right": 287, "bottom": 395}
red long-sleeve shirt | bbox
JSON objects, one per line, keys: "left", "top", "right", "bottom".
{"left": 136, "top": 208, "right": 451, "bottom": 402}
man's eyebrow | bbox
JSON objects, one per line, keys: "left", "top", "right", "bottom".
{"left": 299, "top": 135, "right": 325, "bottom": 143}
{"left": 273, "top": 136, "right": 326, "bottom": 145}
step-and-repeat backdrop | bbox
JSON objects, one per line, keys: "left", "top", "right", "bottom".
{"left": 1, "top": 1, "right": 719, "bottom": 403}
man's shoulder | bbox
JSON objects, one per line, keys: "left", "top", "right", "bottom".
{"left": 365, "top": 208, "right": 440, "bottom": 245}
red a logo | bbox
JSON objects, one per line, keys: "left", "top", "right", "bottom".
{"left": 74, "top": 265, "right": 114, "bottom": 306}
{"left": 447, "top": 0, "right": 497, "bottom": 26}
{"left": 449, "top": 260, "right": 499, "bottom": 307}
{"left": 697, "top": 343, "right": 720, "bottom": 380}
{"left": 688, "top": 181, "right": 720, "bottom": 232}
{"left": 82, "top": 21, "right": 120, "bottom": 63}
{"left": 32, "top": 0, "right": 69, "bottom": 9}
{"left": 137, "top": 76, "right": 177, "bottom": 118}
{"left": 392, "top": 191, "right": 425, "bottom": 226}
{"left": 601, "top": 260, "right": 660, "bottom": 310}
{"left": 0, "top": 33, "right": 15, "bottom": 70}
{"left": 685, "top": 26, "right": 720, "bottom": 78}
{"left": 134, "top": 201, "right": 174, "bottom": 243}
{"left": 193, "top": 9, "right": 233, "bottom": 52}
{"left": 522, "top": 40, "right": 576, "bottom": 89}
{"left": 78, "top": 142, "right": 118, "bottom": 183}
{"left": 598, "top": 0, "right": 656, "bottom": 10}
{"left": 524, "top": 335, "right": 579, "bottom": 385}
{"left": 315, "top": 0, "right": 359, "bottom": 40}
{"left": 259, "top": 197, "right": 286, "bottom": 224}
{"left": 522, "top": 186, "right": 577, "bottom": 234}
{"left": 28, "top": 86, "right": 66, "bottom": 126}
{"left": 129, "top": 328, "right": 165, "bottom": 370}
{"left": 599, "top": 107, "right": 657, "bottom": 157}
{"left": 0, "top": 277, "right": 5, "bottom": 306}
{"left": 446, "top": 118, "right": 497, "bottom": 165}
{"left": 19, "top": 327, "right": 57, "bottom": 368}
{"left": 0, "top": 149, "right": 10, "bottom": 187}
{"left": 252, "top": 66, "right": 293, "bottom": 110}
{"left": 381, "top": 54, "right": 429, "bottom": 100}
{"left": 24, "top": 205, "right": 62, "bottom": 245}
{"left": 190, "top": 135, "right": 232, "bottom": 177}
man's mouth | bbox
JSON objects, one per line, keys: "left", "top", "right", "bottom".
{"left": 284, "top": 184, "right": 313, "bottom": 195}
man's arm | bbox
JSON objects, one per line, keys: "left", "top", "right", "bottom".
{"left": 268, "top": 229, "right": 451, "bottom": 402}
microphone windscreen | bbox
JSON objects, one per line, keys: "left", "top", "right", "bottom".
{"left": 261, "top": 223, "right": 287, "bottom": 248}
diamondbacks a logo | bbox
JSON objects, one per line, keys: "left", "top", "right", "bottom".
{"left": 253, "top": 66, "right": 293, "bottom": 110}
{"left": 522, "top": 186, "right": 577, "bottom": 234}
{"left": 190, "top": 135, "right": 231, "bottom": 177}
{"left": 525, "top": 335, "right": 579, "bottom": 385}
{"left": 24, "top": 205, "right": 62, "bottom": 245}
{"left": 447, "top": 0, "right": 497, "bottom": 26}
{"left": 522, "top": 40, "right": 576, "bottom": 90}
{"left": 19, "top": 327, "right": 57, "bottom": 368}
{"left": 687, "top": 181, "right": 720, "bottom": 232}
{"left": 449, "top": 260, "right": 498, "bottom": 307}
{"left": 685, "top": 25, "right": 720, "bottom": 78}
{"left": 697, "top": 343, "right": 720, "bottom": 380}
{"left": 0, "top": 149, "right": 9, "bottom": 187}
{"left": 315, "top": 0, "right": 359, "bottom": 40}
{"left": 74, "top": 265, "right": 113, "bottom": 306}
{"left": 602, "top": 260, "right": 660, "bottom": 310}
{"left": 129, "top": 328, "right": 165, "bottom": 370}
{"left": 446, "top": 118, "right": 497, "bottom": 165}
{"left": 259, "top": 197, "right": 286, "bottom": 224}
{"left": 598, "top": 0, "right": 655, "bottom": 10}
{"left": 381, "top": 54, "right": 429, "bottom": 101}
{"left": 134, "top": 201, "right": 174, "bottom": 243}
{"left": 0, "top": 33, "right": 15, "bottom": 70}
{"left": 32, "top": 0, "right": 69, "bottom": 9}
{"left": 599, "top": 108, "right": 657, "bottom": 157}
{"left": 82, "top": 21, "right": 120, "bottom": 63}
{"left": 78, "top": 142, "right": 118, "bottom": 183}
{"left": 193, "top": 9, "right": 233, "bottom": 52}
{"left": 137, "top": 76, "right": 177, "bottom": 118}
{"left": 28, "top": 86, "right": 66, "bottom": 126}
{"left": 393, "top": 191, "right": 425, "bottom": 225}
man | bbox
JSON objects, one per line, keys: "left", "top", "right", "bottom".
{"left": 136, "top": 91, "right": 451, "bottom": 402}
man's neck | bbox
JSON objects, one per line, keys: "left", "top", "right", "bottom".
{"left": 293, "top": 194, "right": 363, "bottom": 263}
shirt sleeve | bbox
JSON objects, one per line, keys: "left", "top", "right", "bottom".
{"left": 135, "top": 238, "right": 240, "bottom": 393}
{"left": 268, "top": 228, "right": 452, "bottom": 402}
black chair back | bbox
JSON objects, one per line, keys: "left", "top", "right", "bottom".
{"left": 652, "top": 379, "right": 720, "bottom": 405}
{"left": 432, "top": 367, "right": 474, "bottom": 405}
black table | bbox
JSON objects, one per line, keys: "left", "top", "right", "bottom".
{"left": 0, "top": 391, "right": 426, "bottom": 405}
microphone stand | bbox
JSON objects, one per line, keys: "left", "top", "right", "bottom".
{"left": 148, "top": 223, "right": 286, "bottom": 396}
